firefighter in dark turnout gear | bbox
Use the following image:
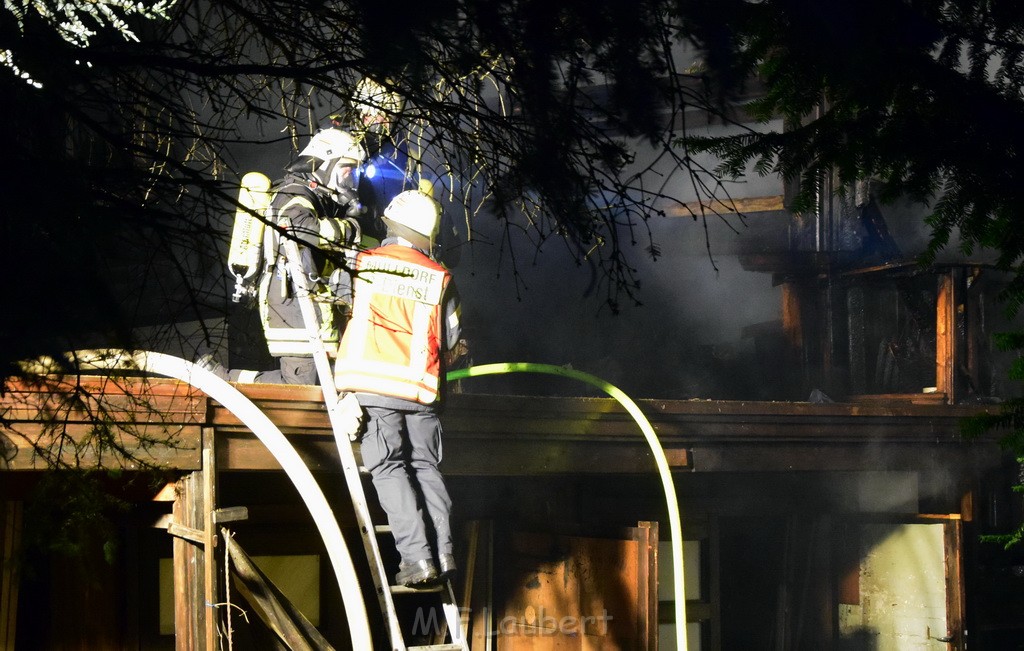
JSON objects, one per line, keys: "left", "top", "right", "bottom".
{"left": 252, "top": 128, "right": 366, "bottom": 384}
{"left": 341, "top": 76, "right": 463, "bottom": 269}
{"left": 334, "top": 189, "right": 463, "bottom": 587}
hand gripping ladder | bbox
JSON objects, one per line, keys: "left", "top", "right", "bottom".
{"left": 281, "top": 231, "right": 468, "bottom": 650}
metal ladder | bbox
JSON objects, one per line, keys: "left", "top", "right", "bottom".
{"left": 282, "top": 233, "right": 468, "bottom": 650}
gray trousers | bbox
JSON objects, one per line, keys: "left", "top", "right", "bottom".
{"left": 230, "top": 356, "right": 317, "bottom": 384}
{"left": 360, "top": 405, "right": 453, "bottom": 565}
{"left": 261, "top": 356, "right": 318, "bottom": 384}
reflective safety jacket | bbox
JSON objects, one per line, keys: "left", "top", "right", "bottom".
{"left": 333, "top": 244, "right": 453, "bottom": 405}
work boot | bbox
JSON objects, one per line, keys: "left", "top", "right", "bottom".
{"left": 438, "top": 553, "right": 457, "bottom": 580}
{"left": 396, "top": 559, "right": 438, "bottom": 587}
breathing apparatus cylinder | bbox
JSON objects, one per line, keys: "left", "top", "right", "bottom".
{"left": 228, "top": 171, "right": 272, "bottom": 302}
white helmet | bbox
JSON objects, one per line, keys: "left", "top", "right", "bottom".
{"left": 298, "top": 128, "right": 363, "bottom": 163}
{"left": 352, "top": 77, "right": 404, "bottom": 128}
{"left": 382, "top": 190, "right": 441, "bottom": 250}
{"left": 291, "top": 128, "right": 364, "bottom": 200}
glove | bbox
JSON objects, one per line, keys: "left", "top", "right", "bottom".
{"left": 445, "top": 339, "right": 469, "bottom": 367}
{"left": 345, "top": 201, "right": 366, "bottom": 218}
{"left": 328, "top": 267, "right": 351, "bottom": 297}
{"left": 337, "top": 393, "right": 365, "bottom": 442}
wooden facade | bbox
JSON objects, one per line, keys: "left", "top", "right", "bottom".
{"left": 0, "top": 372, "right": 1018, "bottom": 649}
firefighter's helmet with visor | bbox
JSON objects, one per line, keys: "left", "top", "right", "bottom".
{"left": 290, "top": 128, "right": 364, "bottom": 202}
{"left": 353, "top": 77, "right": 404, "bottom": 129}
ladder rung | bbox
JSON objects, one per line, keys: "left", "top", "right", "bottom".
{"left": 374, "top": 524, "right": 392, "bottom": 534}
{"left": 390, "top": 584, "right": 444, "bottom": 594}
{"left": 408, "top": 645, "right": 465, "bottom": 651}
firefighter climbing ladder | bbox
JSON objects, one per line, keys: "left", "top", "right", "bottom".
{"left": 281, "top": 233, "right": 468, "bottom": 651}
{"left": 62, "top": 191, "right": 688, "bottom": 648}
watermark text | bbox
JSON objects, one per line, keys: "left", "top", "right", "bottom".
{"left": 413, "top": 606, "right": 613, "bottom": 637}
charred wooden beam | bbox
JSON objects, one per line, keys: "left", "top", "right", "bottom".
{"left": 0, "top": 378, "right": 1005, "bottom": 477}
{"left": 0, "top": 500, "right": 21, "bottom": 649}
{"left": 936, "top": 269, "right": 969, "bottom": 404}
{"left": 666, "top": 195, "right": 785, "bottom": 217}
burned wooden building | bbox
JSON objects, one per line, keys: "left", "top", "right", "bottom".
{"left": 3, "top": 79, "right": 1024, "bottom": 651}
{"left": 1, "top": 277, "right": 1022, "bottom": 650}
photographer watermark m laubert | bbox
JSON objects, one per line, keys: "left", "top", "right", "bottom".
{"left": 413, "top": 605, "right": 613, "bottom": 638}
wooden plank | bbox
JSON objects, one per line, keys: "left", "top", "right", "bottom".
{"left": 216, "top": 434, "right": 341, "bottom": 472}
{"left": 214, "top": 506, "right": 250, "bottom": 523}
{"left": 936, "top": 272, "right": 953, "bottom": 402}
{"left": 5, "top": 374, "right": 999, "bottom": 423}
{"left": 224, "top": 534, "right": 335, "bottom": 650}
{"left": 1, "top": 377, "right": 204, "bottom": 472}
{"left": 0, "top": 424, "right": 202, "bottom": 470}
{"left": 1, "top": 393, "right": 203, "bottom": 422}
{"left": 0, "top": 422, "right": 201, "bottom": 445}
{"left": 950, "top": 268, "right": 969, "bottom": 404}
{"left": 465, "top": 521, "right": 495, "bottom": 651}
{"left": 945, "top": 519, "right": 966, "bottom": 647}
{"left": 935, "top": 270, "right": 969, "bottom": 404}
{"left": 442, "top": 441, "right": 689, "bottom": 476}
{"left": 231, "top": 383, "right": 324, "bottom": 402}
{"left": 689, "top": 443, "right": 997, "bottom": 473}
{"left": 846, "top": 392, "right": 948, "bottom": 405}
{"left": 2, "top": 377, "right": 205, "bottom": 416}
{"left": 202, "top": 432, "right": 218, "bottom": 651}
{"left": 666, "top": 194, "right": 786, "bottom": 217}
{"left": 708, "top": 516, "right": 722, "bottom": 651}
{"left": 447, "top": 392, "right": 994, "bottom": 425}
{"left": 498, "top": 530, "right": 641, "bottom": 647}
{"left": 173, "top": 471, "right": 206, "bottom": 650}
{"left": 0, "top": 375, "right": 1006, "bottom": 477}
{"left": 210, "top": 401, "right": 332, "bottom": 431}
{"left": 634, "top": 522, "right": 658, "bottom": 649}
{"left": 167, "top": 522, "right": 205, "bottom": 546}
{"left": 221, "top": 431, "right": 674, "bottom": 475}
{"left": 0, "top": 500, "right": 22, "bottom": 650}
{"left": 458, "top": 522, "right": 479, "bottom": 643}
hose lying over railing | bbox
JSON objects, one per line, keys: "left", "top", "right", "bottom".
{"left": 58, "top": 349, "right": 374, "bottom": 650}
{"left": 447, "top": 362, "right": 688, "bottom": 651}
{"left": 39, "top": 352, "right": 685, "bottom": 648}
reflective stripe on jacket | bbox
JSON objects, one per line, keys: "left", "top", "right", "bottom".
{"left": 258, "top": 189, "right": 340, "bottom": 356}
{"left": 333, "top": 244, "right": 450, "bottom": 404}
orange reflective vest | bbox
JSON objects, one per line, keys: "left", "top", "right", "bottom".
{"left": 333, "top": 244, "right": 451, "bottom": 405}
